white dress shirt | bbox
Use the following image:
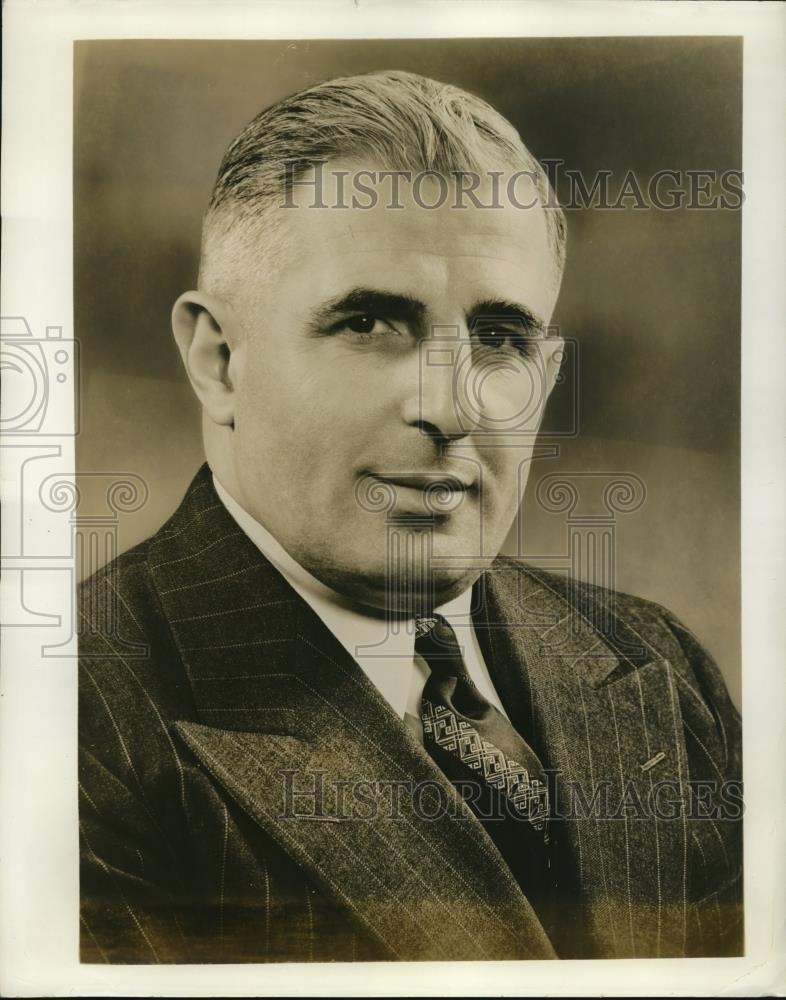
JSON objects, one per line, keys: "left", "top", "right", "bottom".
{"left": 213, "top": 475, "right": 510, "bottom": 735}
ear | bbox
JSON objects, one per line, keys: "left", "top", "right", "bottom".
{"left": 171, "top": 291, "right": 238, "bottom": 427}
{"left": 542, "top": 335, "right": 565, "bottom": 398}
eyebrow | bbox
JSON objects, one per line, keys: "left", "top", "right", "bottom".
{"left": 309, "top": 288, "right": 427, "bottom": 329}
{"left": 469, "top": 299, "right": 546, "bottom": 335}
{"left": 309, "top": 287, "right": 544, "bottom": 335}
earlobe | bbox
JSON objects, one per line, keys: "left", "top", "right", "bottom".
{"left": 545, "top": 338, "right": 565, "bottom": 395}
{"left": 171, "top": 291, "right": 237, "bottom": 427}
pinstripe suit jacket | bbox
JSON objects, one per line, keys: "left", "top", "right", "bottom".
{"left": 79, "top": 464, "right": 743, "bottom": 963}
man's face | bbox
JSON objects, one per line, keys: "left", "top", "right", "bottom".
{"left": 224, "top": 160, "right": 562, "bottom": 609}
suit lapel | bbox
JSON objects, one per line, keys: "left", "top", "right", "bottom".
{"left": 148, "top": 467, "right": 556, "bottom": 960}
{"left": 479, "top": 562, "right": 691, "bottom": 958}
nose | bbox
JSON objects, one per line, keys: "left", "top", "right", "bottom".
{"left": 401, "top": 334, "right": 480, "bottom": 445}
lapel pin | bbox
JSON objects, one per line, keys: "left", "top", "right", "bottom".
{"left": 640, "top": 751, "right": 667, "bottom": 772}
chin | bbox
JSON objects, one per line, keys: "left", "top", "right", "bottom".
{"left": 327, "top": 561, "right": 486, "bottom": 615}
{"left": 304, "top": 523, "right": 496, "bottom": 612}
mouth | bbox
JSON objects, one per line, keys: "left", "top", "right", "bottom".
{"left": 360, "top": 471, "right": 476, "bottom": 519}
{"left": 374, "top": 472, "right": 475, "bottom": 492}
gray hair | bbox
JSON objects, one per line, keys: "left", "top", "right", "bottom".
{"left": 199, "top": 69, "right": 566, "bottom": 301}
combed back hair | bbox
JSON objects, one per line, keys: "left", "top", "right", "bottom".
{"left": 199, "top": 69, "right": 566, "bottom": 304}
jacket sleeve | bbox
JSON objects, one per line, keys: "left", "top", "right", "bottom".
{"left": 661, "top": 608, "right": 742, "bottom": 782}
{"left": 659, "top": 607, "right": 744, "bottom": 956}
{"left": 79, "top": 652, "right": 199, "bottom": 964}
{"left": 78, "top": 559, "right": 197, "bottom": 964}
{"left": 79, "top": 739, "right": 190, "bottom": 963}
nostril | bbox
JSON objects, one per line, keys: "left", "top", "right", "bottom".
{"left": 413, "top": 419, "right": 445, "bottom": 441}
{"left": 412, "top": 419, "right": 468, "bottom": 445}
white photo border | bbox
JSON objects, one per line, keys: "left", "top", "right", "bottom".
{"left": 1, "top": 1, "right": 784, "bottom": 995}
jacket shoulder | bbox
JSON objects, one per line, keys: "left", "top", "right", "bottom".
{"left": 492, "top": 555, "right": 728, "bottom": 676}
{"left": 78, "top": 465, "right": 214, "bottom": 655}
{"left": 494, "top": 555, "right": 676, "bottom": 625}
{"left": 78, "top": 512, "right": 198, "bottom": 761}
{"left": 79, "top": 536, "right": 167, "bottom": 655}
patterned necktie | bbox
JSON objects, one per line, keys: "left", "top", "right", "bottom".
{"left": 416, "top": 614, "right": 554, "bottom": 912}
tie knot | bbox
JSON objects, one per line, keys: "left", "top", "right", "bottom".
{"left": 414, "top": 615, "right": 467, "bottom": 677}
{"left": 415, "top": 614, "right": 453, "bottom": 642}
{"left": 414, "top": 616, "right": 440, "bottom": 639}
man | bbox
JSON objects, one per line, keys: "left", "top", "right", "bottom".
{"left": 79, "top": 70, "right": 742, "bottom": 963}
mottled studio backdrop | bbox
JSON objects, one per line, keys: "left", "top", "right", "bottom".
{"left": 74, "top": 37, "right": 741, "bottom": 705}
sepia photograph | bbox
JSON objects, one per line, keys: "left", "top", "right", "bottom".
{"left": 74, "top": 36, "right": 742, "bottom": 963}
{"left": 2, "top": 2, "right": 784, "bottom": 996}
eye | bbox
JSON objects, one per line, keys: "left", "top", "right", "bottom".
{"left": 476, "top": 326, "right": 508, "bottom": 349}
{"left": 336, "top": 315, "right": 402, "bottom": 341}
{"left": 472, "top": 322, "right": 538, "bottom": 359}
{"left": 345, "top": 315, "right": 380, "bottom": 334}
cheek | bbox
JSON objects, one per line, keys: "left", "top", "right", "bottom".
{"left": 474, "top": 363, "right": 552, "bottom": 431}
{"left": 235, "top": 350, "right": 311, "bottom": 429}
{"left": 233, "top": 363, "right": 365, "bottom": 483}
{"left": 480, "top": 445, "right": 536, "bottom": 508}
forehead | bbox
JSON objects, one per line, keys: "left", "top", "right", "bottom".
{"left": 267, "top": 158, "right": 559, "bottom": 320}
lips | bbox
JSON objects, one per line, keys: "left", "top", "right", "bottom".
{"left": 370, "top": 472, "right": 475, "bottom": 492}
{"left": 357, "top": 471, "right": 476, "bottom": 518}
